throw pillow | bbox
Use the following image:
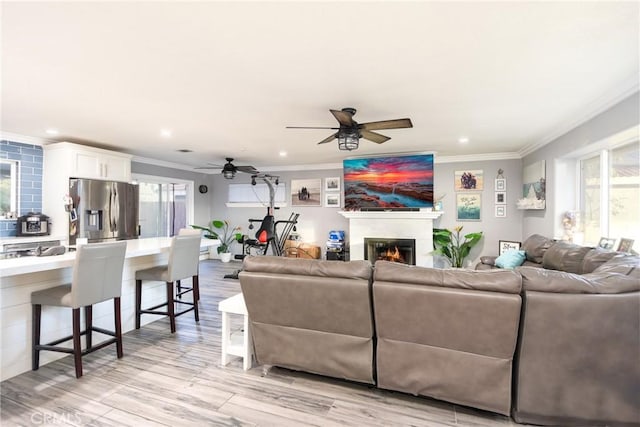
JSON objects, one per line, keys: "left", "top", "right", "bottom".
{"left": 495, "top": 249, "right": 526, "bottom": 270}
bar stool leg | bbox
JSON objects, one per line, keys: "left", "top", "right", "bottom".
{"left": 135, "top": 279, "right": 142, "bottom": 329}
{"left": 72, "top": 308, "right": 83, "bottom": 378}
{"left": 193, "top": 275, "right": 200, "bottom": 322}
{"left": 85, "top": 305, "right": 93, "bottom": 349}
{"left": 32, "top": 304, "right": 42, "bottom": 371}
{"left": 193, "top": 275, "right": 200, "bottom": 301}
{"left": 114, "top": 297, "right": 123, "bottom": 358}
{"left": 166, "top": 282, "right": 176, "bottom": 333}
{"left": 176, "top": 279, "right": 182, "bottom": 299}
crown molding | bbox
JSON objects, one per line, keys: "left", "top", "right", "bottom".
{"left": 519, "top": 77, "right": 639, "bottom": 158}
{"left": 258, "top": 162, "right": 342, "bottom": 172}
{"left": 435, "top": 152, "right": 521, "bottom": 163}
{"left": 131, "top": 155, "right": 213, "bottom": 173}
{"left": 0, "top": 131, "right": 52, "bottom": 146}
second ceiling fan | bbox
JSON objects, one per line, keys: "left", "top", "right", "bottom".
{"left": 195, "top": 157, "right": 259, "bottom": 179}
{"left": 286, "top": 108, "right": 413, "bottom": 150}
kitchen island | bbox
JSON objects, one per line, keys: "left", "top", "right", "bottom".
{"left": 0, "top": 237, "right": 219, "bottom": 381}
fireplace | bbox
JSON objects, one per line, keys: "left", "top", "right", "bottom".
{"left": 364, "top": 238, "right": 416, "bottom": 265}
{"left": 338, "top": 209, "right": 443, "bottom": 267}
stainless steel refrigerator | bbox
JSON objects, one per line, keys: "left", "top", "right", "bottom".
{"left": 68, "top": 178, "right": 139, "bottom": 245}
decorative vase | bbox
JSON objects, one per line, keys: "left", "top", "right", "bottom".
{"left": 220, "top": 252, "right": 232, "bottom": 263}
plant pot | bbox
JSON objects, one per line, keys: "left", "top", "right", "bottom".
{"left": 219, "top": 252, "right": 232, "bottom": 263}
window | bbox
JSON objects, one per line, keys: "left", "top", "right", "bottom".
{"left": 580, "top": 141, "right": 639, "bottom": 249}
{"left": 0, "top": 160, "right": 18, "bottom": 218}
{"left": 133, "top": 174, "right": 193, "bottom": 238}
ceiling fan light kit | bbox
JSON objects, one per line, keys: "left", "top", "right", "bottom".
{"left": 338, "top": 132, "right": 360, "bottom": 151}
{"left": 222, "top": 162, "right": 236, "bottom": 179}
{"left": 287, "top": 107, "right": 413, "bottom": 151}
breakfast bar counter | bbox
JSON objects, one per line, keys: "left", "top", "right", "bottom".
{"left": 0, "top": 237, "right": 218, "bottom": 381}
{"left": 0, "top": 237, "right": 218, "bottom": 278}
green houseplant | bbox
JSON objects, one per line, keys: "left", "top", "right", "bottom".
{"left": 433, "top": 226, "right": 483, "bottom": 268}
{"left": 191, "top": 220, "right": 242, "bottom": 259}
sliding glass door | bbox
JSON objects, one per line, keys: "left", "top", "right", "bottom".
{"left": 134, "top": 175, "right": 193, "bottom": 238}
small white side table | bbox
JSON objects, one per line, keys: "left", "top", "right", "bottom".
{"left": 218, "top": 293, "right": 253, "bottom": 370}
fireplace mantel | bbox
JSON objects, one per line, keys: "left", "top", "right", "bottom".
{"left": 339, "top": 209, "right": 443, "bottom": 267}
{"left": 338, "top": 210, "right": 443, "bottom": 220}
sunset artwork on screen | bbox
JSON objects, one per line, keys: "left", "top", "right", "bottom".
{"left": 343, "top": 154, "right": 434, "bottom": 210}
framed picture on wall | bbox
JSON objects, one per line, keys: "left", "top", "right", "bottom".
{"left": 495, "top": 191, "right": 506, "bottom": 204}
{"left": 455, "top": 170, "right": 484, "bottom": 191}
{"left": 324, "top": 193, "right": 341, "bottom": 208}
{"left": 291, "top": 178, "right": 322, "bottom": 207}
{"left": 325, "top": 177, "right": 341, "bottom": 192}
{"left": 456, "top": 193, "right": 481, "bottom": 221}
{"left": 495, "top": 205, "right": 506, "bottom": 217}
{"left": 495, "top": 178, "right": 506, "bottom": 191}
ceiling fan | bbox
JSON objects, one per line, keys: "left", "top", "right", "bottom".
{"left": 286, "top": 108, "right": 413, "bottom": 151}
{"left": 195, "top": 157, "right": 259, "bottom": 179}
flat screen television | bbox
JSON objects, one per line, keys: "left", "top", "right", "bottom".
{"left": 343, "top": 153, "right": 434, "bottom": 210}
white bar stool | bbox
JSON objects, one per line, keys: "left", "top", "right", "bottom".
{"left": 135, "top": 231, "right": 201, "bottom": 333}
{"left": 31, "top": 241, "right": 127, "bottom": 378}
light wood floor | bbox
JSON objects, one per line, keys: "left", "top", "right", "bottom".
{"left": 1, "top": 260, "right": 530, "bottom": 426}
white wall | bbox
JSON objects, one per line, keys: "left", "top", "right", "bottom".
{"left": 522, "top": 91, "right": 639, "bottom": 239}
{"left": 205, "top": 158, "right": 524, "bottom": 264}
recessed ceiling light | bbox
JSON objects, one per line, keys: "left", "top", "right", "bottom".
{"left": 177, "top": 149, "right": 192, "bottom": 153}
{"left": 45, "top": 129, "right": 59, "bottom": 135}
{"left": 279, "top": 151, "right": 287, "bottom": 157}
{"left": 160, "top": 129, "right": 172, "bottom": 138}
{"left": 458, "top": 137, "right": 469, "bottom": 144}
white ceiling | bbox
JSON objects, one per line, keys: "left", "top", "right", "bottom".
{"left": 2, "top": 1, "right": 638, "bottom": 172}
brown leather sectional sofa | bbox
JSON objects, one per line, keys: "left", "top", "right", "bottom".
{"left": 238, "top": 243, "right": 640, "bottom": 426}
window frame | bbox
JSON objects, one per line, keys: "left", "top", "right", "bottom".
{"left": 577, "top": 138, "right": 638, "bottom": 246}
{"left": 0, "top": 159, "right": 19, "bottom": 218}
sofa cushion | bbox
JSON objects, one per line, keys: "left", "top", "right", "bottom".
{"left": 374, "top": 260, "right": 522, "bottom": 294}
{"left": 519, "top": 265, "right": 640, "bottom": 294}
{"left": 541, "top": 241, "right": 592, "bottom": 274}
{"left": 495, "top": 249, "right": 526, "bottom": 269}
{"left": 243, "top": 255, "right": 372, "bottom": 280}
{"left": 521, "top": 234, "right": 554, "bottom": 264}
{"left": 580, "top": 248, "right": 620, "bottom": 274}
{"left": 592, "top": 253, "right": 640, "bottom": 277}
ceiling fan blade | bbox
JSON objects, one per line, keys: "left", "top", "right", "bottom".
{"left": 360, "top": 118, "right": 413, "bottom": 131}
{"left": 194, "top": 166, "right": 220, "bottom": 170}
{"left": 330, "top": 109, "right": 355, "bottom": 127}
{"left": 317, "top": 132, "right": 338, "bottom": 145}
{"left": 286, "top": 126, "right": 340, "bottom": 130}
{"left": 236, "top": 165, "right": 260, "bottom": 174}
{"left": 361, "top": 130, "right": 391, "bottom": 144}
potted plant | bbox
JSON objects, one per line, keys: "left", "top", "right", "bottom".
{"left": 433, "top": 226, "right": 483, "bottom": 268}
{"left": 191, "top": 220, "right": 242, "bottom": 262}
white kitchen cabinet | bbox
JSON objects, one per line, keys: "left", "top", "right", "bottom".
{"left": 43, "top": 142, "right": 133, "bottom": 239}
{"left": 61, "top": 144, "right": 131, "bottom": 181}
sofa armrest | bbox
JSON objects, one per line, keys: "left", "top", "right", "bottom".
{"left": 475, "top": 256, "right": 497, "bottom": 270}
{"left": 480, "top": 255, "right": 497, "bottom": 265}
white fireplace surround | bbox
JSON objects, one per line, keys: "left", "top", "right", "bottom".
{"left": 338, "top": 210, "right": 443, "bottom": 267}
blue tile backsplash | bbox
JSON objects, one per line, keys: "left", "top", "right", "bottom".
{"left": 1, "top": 140, "right": 44, "bottom": 238}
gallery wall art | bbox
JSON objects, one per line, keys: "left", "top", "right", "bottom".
{"left": 291, "top": 178, "right": 322, "bottom": 207}
{"left": 518, "top": 160, "right": 546, "bottom": 209}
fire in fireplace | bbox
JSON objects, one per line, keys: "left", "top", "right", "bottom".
{"left": 364, "top": 238, "right": 416, "bottom": 265}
